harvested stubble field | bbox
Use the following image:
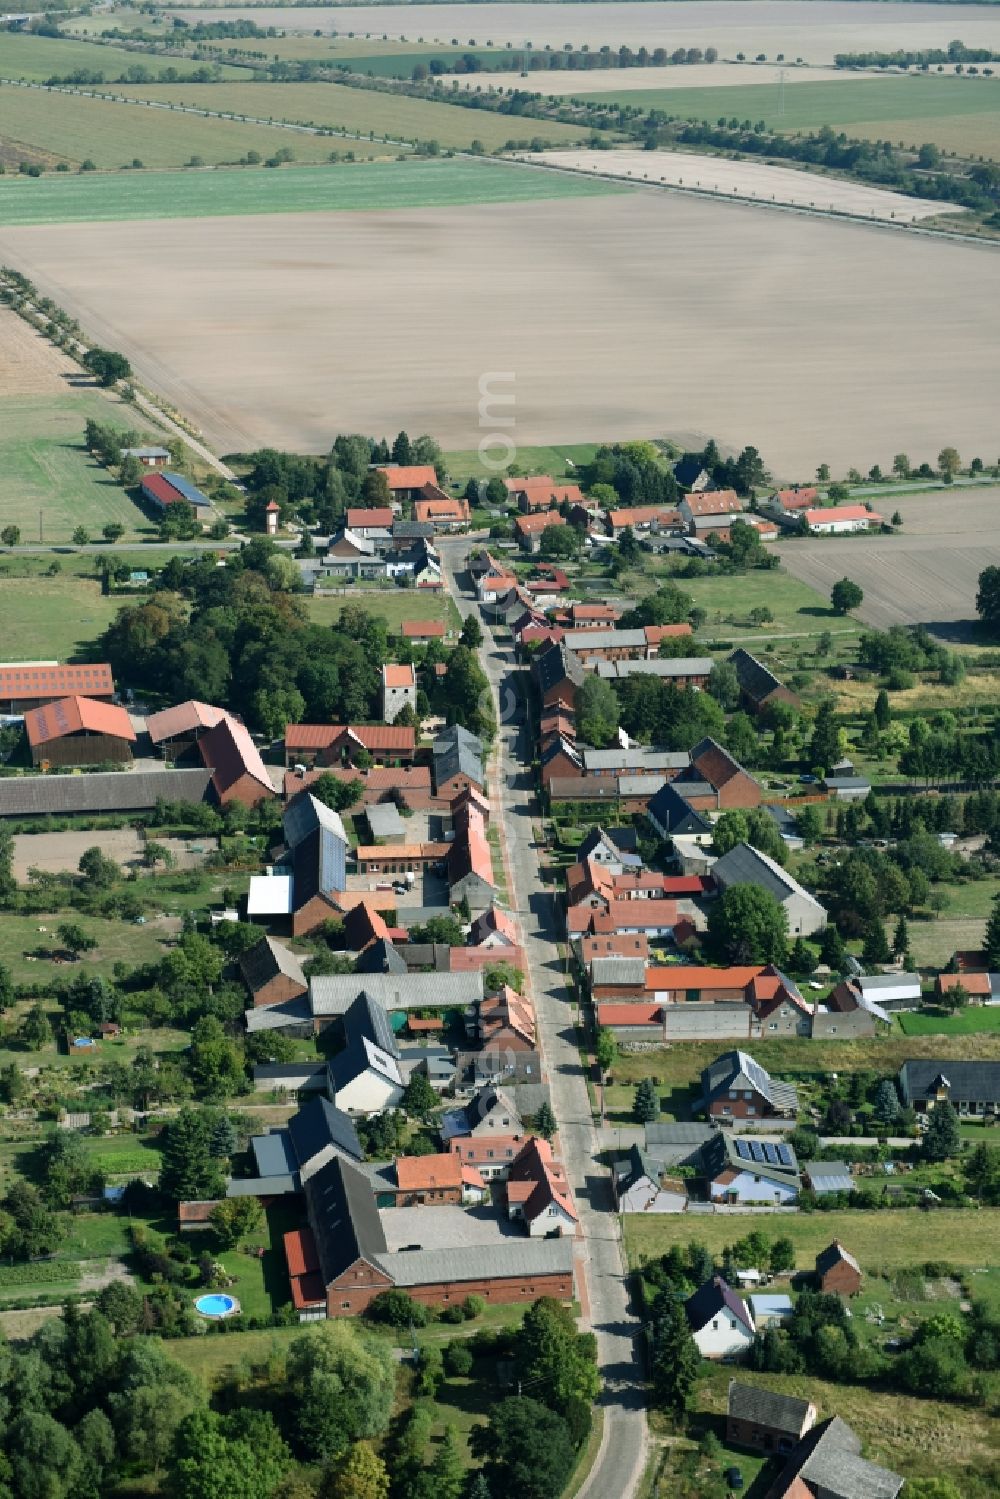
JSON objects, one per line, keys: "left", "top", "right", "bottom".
{"left": 781, "top": 488, "right": 1000, "bottom": 636}
{"left": 174, "top": 4, "right": 1000, "bottom": 65}
{"left": 1, "top": 188, "right": 997, "bottom": 472}
{"left": 0, "top": 157, "right": 620, "bottom": 224}
{"left": 443, "top": 62, "right": 877, "bottom": 95}
{"left": 0, "top": 85, "right": 366, "bottom": 169}
{"left": 121, "top": 79, "right": 590, "bottom": 149}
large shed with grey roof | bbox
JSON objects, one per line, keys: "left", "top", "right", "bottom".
{"left": 0, "top": 767, "right": 211, "bottom": 818}
{"left": 727, "top": 1381, "right": 816, "bottom": 1455}
{"left": 711, "top": 842, "right": 827, "bottom": 936}
{"left": 310, "top": 971, "right": 483, "bottom": 1022}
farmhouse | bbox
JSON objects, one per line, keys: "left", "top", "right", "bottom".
{"left": 24, "top": 695, "right": 135, "bottom": 768}
{"left": 0, "top": 662, "right": 114, "bottom": 714}
{"left": 380, "top": 1153, "right": 473, "bottom": 1208}
{"left": 595, "top": 658, "right": 712, "bottom": 688}
{"left": 712, "top": 842, "right": 827, "bottom": 936}
{"left": 801, "top": 504, "right": 883, "bottom": 534}
{"left": 346, "top": 506, "right": 394, "bottom": 537}
{"left": 447, "top": 807, "right": 496, "bottom": 909}
{"left": 534, "top": 642, "right": 587, "bottom": 711}
{"left": 139, "top": 472, "right": 203, "bottom": 516}
{"left": 198, "top": 715, "right": 274, "bottom": 807}
{"left": 381, "top": 663, "right": 416, "bottom": 724}
{"left": 470, "top": 904, "right": 518, "bottom": 949}
{"left": 433, "top": 723, "right": 484, "bottom": 796}
{"left": 768, "top": 487, "right": 819, "bottom": 512}
{"left": 448, "top": 1134, "right": 523, "bottom": 1181}
{"left": 763, "top": 1415, "right": 902, "bottom": 1499}
{"left": 613, "top": 1145, "right": 687, "bottom": 1214}
{"left": 376, "top": 464, "right": 438, "bottom": 500}
{"left": 146, "top": 699, "right": 232, "bottom": 759}
{"left": 326, "top": 991, "right": 404, "bottom": 1116}
{"left": 401, "top": 618, "right": 446, "bottom": 642}
{"left": 504, "top": 1137, "right": 577, "bottom": 1236}
{"left": 647, "top": 783, "right": 714, "bottom": 841}
{"left": 685, "top": 738, "right": 763, "bottom": 810}
{"left": 239, "top": 937, "right": 308, "bottom": 1010}
{"left": 506, "top": 476, "right": 584, "bottom": 512}
{"left": 284, "top": 723, "right": 416, "bottom": 769}
{"left": 605, "top": 505, "right": 683, "bottom": 539}
{"left": 679, "top": 489, "right": 741, "bottom": 528}
{"left": 898, "top": 1059, "right": 1000, "bottom": 1117}
{"left": 514, "top": 510, "right": 566, "bottom": 552}
{"left": 700, "top": 1049, "right": 799, "bottom": 1121}
{"left": 815, "top": 1241, "right": 863, "bottom": 1297}
{"left": 727, "top": 1383, "right": 817, "bottom": 1457}
{"left": 246, "top": 792, "right": 348, "bottom": 936}
{"left": 684, "top": 1275, "right": 756, "bottom": 1359}
{"left": 440, "top": 1085, "right": 523, "bottom": 1143}
{"left": 413, "top": 496, "right": 470, "bottom": 530}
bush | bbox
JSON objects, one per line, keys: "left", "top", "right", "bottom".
{"left": 440, "top": 1304, "right": 465, "bottom": 1324}
{"left": 444, "top": 1340, "right": 474, "bottom": 1377}
{"left": 366, "top": 1288, "right": 429, "bottom": 1328}
{"left": 463, "top": 1294, "right": 486, "bottom": 1319}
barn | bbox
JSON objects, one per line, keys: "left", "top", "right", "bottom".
{"left": 24, "top": 695, "right": 136, "bottom": 768}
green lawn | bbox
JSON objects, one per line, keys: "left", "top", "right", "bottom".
{"left": 0, "top": 388, "right": 157, "bottom": 545}
{"left": 661, "top": 566, "right": 847, "bottom": 640}
{"left": 624, "top": 1207, "right": 1000, "bottom": 1273}
{"left": 0, "top": 156, "right": 629, "bottom": 225}
{"left": 0, "top": 576, "right": 119, "bottom": 661}
{"left": 0, "top": 911, "right": 172, "bottom": 987}
{"left": 589, "top": 74, "right": 1000, "bottom": 160}
{"left": 444, "top": 441, "right": 601, "bottom": 486}
{"left": 0, "top": 85, "right": 374, "bottom": 170}
{"left": 121, "top": 79, "right": 593, "bottom": 151}
{"left": 898, "top": 1006, "right": 1000, "bottom": 1037}
{"left": 307, "top": 588, "right": 461, "bottom": 634}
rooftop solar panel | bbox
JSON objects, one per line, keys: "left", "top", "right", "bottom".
{"left": 776, "top": 1144, "right": 793, "bottom": 1166}
{"left": 749, "top": 1139, "right": 765, "bottom": 1162}
{"left": 763, "top": 1143, "right": 779, "bottom": 1165}
{"left": 735, "top": 1138, "right": 751, "bottom": 1160}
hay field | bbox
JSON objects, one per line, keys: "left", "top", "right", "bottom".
{"left": 0, "top": 87, "right": 362, "bottom": 169}
{"left": 2, "top": 191, "right": 997, "bottom": 472}
{"left": 529, "top": 147, "right": 952, "bottom": 220}
{"left": 0, "top": 158, "right": 625, "bottom": 226}
{"left": 443, "top": 62, "right": 879, "bottom": 94}
{"left": 781, "top": 489, "right": 1000, "bottom": 634}
{"left": 173, "top": 5, "right": 1000, "bottom": 66}
{"left": 0, "top": 31, "right": 246, "bottom": 82}
{"left": 119, "top": 79, "right": 590, "bottom": 149}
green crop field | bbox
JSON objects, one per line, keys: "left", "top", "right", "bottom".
{"left": 444, "top": 441, "right": 601, "bottom": 485}
{"left": 122, "top": 78, "right": 593, "bottom": 150}
{"left": 0, "top": 390, "right": 155, "bottom": 544}
{"left": 0, "top": 577, "right": 120, "bottom": 662}
{"left": 0, "top": 156, "right": 628, "bottom": 225}
{"left": 624, "top": 1207, "right": 1000, "bottom": 1272}
{"left": 590, "top": 74, "right": 1000, "bottom": 159}
{"left": 0, "top": 910, "right": 171, "bottom": 988}
{"left": 0, "top": 84, "right": 374, "bottom": 169}
{"left": 898, "top": 1005, "right": 1000, "bottom": 1036}
{"left": 0, "top": 31, "right": 245, "bottom": 83}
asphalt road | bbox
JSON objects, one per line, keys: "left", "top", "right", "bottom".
{"left": 438, "top": 539, "right": 648, "bottom": 1499}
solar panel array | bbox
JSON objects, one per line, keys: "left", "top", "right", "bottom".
{"left": 734, "top": 1138, "right": 795, "bottom": 1170}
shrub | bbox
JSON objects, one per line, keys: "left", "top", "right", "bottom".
{"left": 444, "top": 1340, "right": 474, "bottom": 1377}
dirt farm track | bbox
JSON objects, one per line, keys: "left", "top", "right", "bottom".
{"left": 1, "top": 191, "right": 998, "bottom": 474}
{"left": 780, "top": 488, "right": 1000, "bottom": 636}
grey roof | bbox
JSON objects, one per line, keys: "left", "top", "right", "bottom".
{"left": 283, "top": 790, "right": 348, "bottom": 851}
{"left": 815, "top": 1241, "right": 862, "bottom": 1278}
{"left": 806, "top": 1162, "right": 854, "bottom": 1194}
{"left": 701, "top": 1049, "right": 800, "bottom": 1114}
{"left": 305, "top": 1155, "right": 388, "bottom": 1284}
{"left": 727, "top": 1381, "right": 813, "bottom": 1436}
{"left": 685, "top": 1275, "right": 755, "bottom": 1336}
{"left": 456, "top": 1049, "right": 543, "bottom": 1086}
{"left": 433, "top": 723, "right": 484, "bottom": 787}
{"left": 310, "top": 971, "right": 483, "bottom": 1017}
{"left": 366, "top": 801, "right": 405, "bottom": 839}
{"left": 578, "top": 825, "right": 641, "bottom": 863}
{"left": 395, "top": 941, "right": 451, "bottom": 972}
{"left": 645, "top": 1122, "right": 717, "bottom": 1148}
{"left": 541, "top": 736, "right": 582, "bottom": 772}
{"left": 781, "top": 1417, "right": 903, "bottom": 1499}
{"left": 244, "top": 995, "right": 313, "bottom": 1032}
{"left": 647, "top": 781, "right": 714, "bottom": 836}
{"left": 327, "top": 1034, "right": 402, "bottom": 1096}
{"left": 728, "top": 648, "right": 787, "bottom": 705}
{"left": 711, "top": 842, "right": 826, "bottom": 916}
{"left": 702, "top": 1130, "right": 800, "bottom": 1189}
{"left": 441, "top": 1083, "right": 522, "bottom": 1140}
{"left": 374, "top": 1237, "right": 573, "bottom": 1288}
{"left": 564, "top": 628, "right": 648, "bottom": 652}
{"left": 596, "top": 657, "right": 713, "bottom": 680}
{"left": 239, "top": 937, "right": 307, "bottom": 997}
{"left": 344, "top": 990, "right": 400, "bottom": 1058}
{"left": 823, "top": 775, "right": 871, "bottom": 791}
{"left": 615, "top": 1143, "right": 664, "bottom": 1191}
{"left": 252, "top": 1130, "right": 298, "bottom": 1179}
{"left": 227, "top": 1172, "right": 296, "bottom": 1197}
{"left": 858, "top": 972, "right": 920, "bottom": 995}
{"left": 252, "top": 1062, "right": 324, "bottom": 1082}
{"left": 583, "top": 747, "right": 688, "bottom": 773}
{"left": 0, "top": 767, "right": 211, "bottom": 817}
{"left": 899, "top": 1058, "right": 1000, "bottom": 1103}
{"left": 765, "top": 803, "right": 801, "bottom": 838}
{"left": 534, "top": 642, "right": 586, "bottom": 695}
{"left": 591, "top": 957, "right": 647, "bottom": 987}
{"left": 286, "top": 1095, "right": 363, "bottom": 1168}
{"left": 510, "top": 1081, "right": 550, "bottom": 1118}
{"left": 355, "top": 937, "right": 409, "bottom": 976}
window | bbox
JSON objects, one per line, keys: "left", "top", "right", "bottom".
{"left": 768, "top": 1023, "right": 777, "bottom": 1032}
{"left": 722, "top": 1106, "right": 732, "bottom": 1116}
{"left": 747, "top": 1106, "right": 756, "bottom": 1116}
{"left": 712, "top": 1319, "right": 719, "bottom": 1331}
{"left": 728, "top": 1089, "right": 737, "bottom": 1100}
{"left": 744, "top": 1091, "right": 753, "bottom": 1100}
{"left": 341, "top": 1301, "right": 350, "bottom": 1309}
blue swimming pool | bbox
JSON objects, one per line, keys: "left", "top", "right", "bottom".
{"left": 194, "top": 1293, "right": 239, "bottom": 1319}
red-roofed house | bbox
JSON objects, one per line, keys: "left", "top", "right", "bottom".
{"left": 689, "top": 737, "right": 762, "bottom": 810}
{"left": 679, "top": 489, "right": 741, "bottom": 527}
{"left": 802, "top": 505, "right": 883, "bottom": 534}
{"left": 414, "top": 496, "right": 470, "bottom": 530}
{"left": 24, "top": 695, "right": 136, "bottom": 767}
{"left": 199, "top": 716, "right": 274, "bottom": 807}
{"left": 936, "top": 971, "right": 994, "bottom": 1003}
{"left": 284, "top": 724, "right": 416, "bottom": 768}
{"left": 506, "top": 476, "right": 584, "bottom": 513}
{"left": 478, "top": 984, "right": 536, "bottom": 1051}
{"left": 0, "top": 662, "right": 114, "bottom": 714}
{"left": 448, "top": 1134, "right": 523, "bottom": 1181}
{"left": 579, "top": 933, "right": 649, "bottom": 966}
{"left": 606, "top": 506, "right": 683, "bottom": 539}
{"left": 505, "top": 1138, "right": 577, "bottom": 1236}
{"left": 470, "top": 904, "right": 518, "bottom": 949}
{"left": 401, "top": 619, "right": 446, "bottom": 641}
{"left": 448, "top": 806, "right": 496, "bottom": 909}
{"left": 147, "top": 699, "right": 233, "bottom": 759}
{"left": 645, "top": 965, "right": 763, "bottom": 1002}
{"left": 390, "top": 1153, "right": 464, "bottom": 1206}
{"left": 377, "top": 464, "right": 439, "bottom": 500}
{"left": 770, "top": 487, "right": 818, "bottom": 511}
{"left": 347, "top": 507, "right": 394, "bottom": 535}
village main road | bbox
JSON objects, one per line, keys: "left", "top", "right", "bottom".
{"left": 438, "top": 539, "right": 648, "bottom": 1499}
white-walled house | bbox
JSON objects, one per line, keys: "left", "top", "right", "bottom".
{"left": 685, "top": 1275, "right": 757, "bottom": 1359}
{"left": 800, "top": 505, "right": 883, "bottom": 535}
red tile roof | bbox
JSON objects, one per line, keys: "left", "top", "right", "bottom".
{"left": 773, "top": 487, "right": 818, "bottom": 509}
{"left": 645, "top": 623, "right": 693, "bottom": 643}
{"left": 0, "top": 662, "right": 113, "bottom": 703}
{"left": 414, "top": 497, "right": 469, "bottom": 524}
{"left": 407, "top": 1016, "right": 445, "bottom": 1032}
{"left": 284, "top": 723, "right": 416, "bottom": 753}
{"left": 284, "top": 1225, "right": 320, "bottom": 1278}
{"left": 684, "top": 489, "right": 740, "bottom": 516}
{"left": 570, "top": 603, "right": 619, "bottom": 623}
{"left": 448, "top": 1135, "right": 523, "bottom": 1165}
{"left": 938, "top": 971, "right": 992, "bottom": 997}
{"left": 378, "top": 464, "right": 439, "bottom": 490}
{"left": 146, "top": 699, "right": 231, "bottom": 743}
{"left": 516, "top": 512, "right": 566, "bottom": 535}
{"left": 383, "top": 664, "right": 415, "bottom": 688}
{"left": 177, "top": 1200, "right": 218, "bottom": 1224}
{"left": 401, "top": 619, "right": 446, "bottom": 638}
{"left": 803, "top": 505, "right": 882, "bottom": 525}
{"left": 347, "top": 507, "right": 393, "bottom": 529}
{"left": 507, "top": 1137, "right": 577, "bottom": 1225}
{"left": 595, "top": 1003, "right": 663, "bottom": 1027}
{"left": 580, "top": 933, "right": 649, "bottom": 963}
{"left": 645, "top": 964, "right": 763, "bottom": 991}
{"left": 24, "top": 694, "right": 136, "bottom": 747}
{"left": 141, "top": 472, "right": 189, "bottom": 508}
{"left": 395, "top": 1153, "right": 462, "bottom": 1192}
{"left": 198, "top": 716, "right": 273, "bottom": 797}
{"left": 607, "top": 505, "right": 681, "bottom": 529}
{"left": 506, "top": 476, "right": 584, "bottom": 506}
